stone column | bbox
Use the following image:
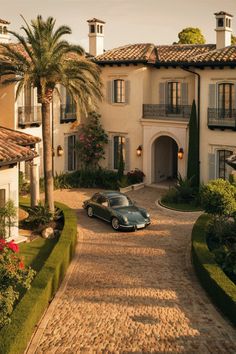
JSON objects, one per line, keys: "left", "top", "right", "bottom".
{"left": 30, "top": 159, "right": 40, "bottom": 207}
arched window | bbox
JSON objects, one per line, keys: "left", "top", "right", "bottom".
{"left": 114, "top": 79, "right": 125, "bottom": 103}
{"left": 3, "top": 26, "right": 7, "bottom": 34}
{"left": 90, "top": 25, "right": 95, "bottom": 33}
{"left": 100, "top": 25, "right": 103, "bottom": 34}
{"left": 97, "top": 24, "right": 100, "bottom": 33}
{"left": 0, "top": 27, "right": 2, "bottom": 34}
{"left": 218, "top": 83, "right": 235, "bottom": 118}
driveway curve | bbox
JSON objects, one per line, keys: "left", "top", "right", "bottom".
{"left": 28, "top": 187, "right": 236, "bottom": 354}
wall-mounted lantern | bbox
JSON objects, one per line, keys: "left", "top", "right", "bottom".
{"left": 57, "top": 145, "right": 64, "bottom": 157}
{"left": 136, "top": 145, "right": 142, "bottom": 157}
{"left": 178, "top": 148, "right": 184, "bottom": 160}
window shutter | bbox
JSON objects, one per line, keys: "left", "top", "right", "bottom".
{"left": 208, "top": 153, "right": 216, "bottom": 180}
{"left": 107, "top": 81, "right": 114, "bottom": 104}
{"left": 159, "top": 82, "right": 165, "bottom": 104}
{"left": 209, "top": 84, "right": 216, "bottom": 108}
{"left": 165, "top": 82, "right": 169, "bottom": 105}
{"left": 181, "top": 83, "right": 188, "bottom": 106}
{"left": 64, "top": 136, "right": 68, "bottom": 171}
{"left": 108, "top": 138, "right": 113, "bottom": 169}
{"left": 234, "top": 84, "right": 236, "bottom": 109}
{"left": 125, "top": 80, "right": 130, "bottom": 104}
{"left": 125, "top": 137, "right": 130, "bottom": 172}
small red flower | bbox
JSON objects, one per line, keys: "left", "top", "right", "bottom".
{"left": 19, "top": 261, "right": 24, "bottom": 269}
{"left": 7, "top": 240, "right": 19, "bottom": 253}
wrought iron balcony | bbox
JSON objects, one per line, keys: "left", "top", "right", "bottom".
{"left": 143, "top": 104, "right": 191, "bottom": 120}
{"left": 18, "top": 106, "right": 42, "bottom": 128}
{"left": 208, "top": 108, "right": 236, "bottom": 130}
{"left": 60, "top": 104, "right": 77, "bottom": 123}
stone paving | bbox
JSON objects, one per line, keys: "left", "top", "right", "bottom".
{"left": 29, "top": 187, "right": 236, "bottom": 354}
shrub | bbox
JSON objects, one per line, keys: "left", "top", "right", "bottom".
{"left": 76, "top": 112, "right": 108, "bottom": 169}
{"left": 0, "top": 239, "right": 35, "bottom": 328}
{"left": 0, "top": 200, "right": 17, "bottom": 240}
{"left": 127, "top": 169, "right": 145, "bottom": 184}
{"left": 201, "top": 179, "right": 236, "bottom": 217}
{"left": 175, "top": 174, "right": 195, "bottom": 202}
{"left": 161, "top": 188, "right": 179, "bottom": 203}
{"left": 24, "top": 203, "right": 53, "bottom": 227}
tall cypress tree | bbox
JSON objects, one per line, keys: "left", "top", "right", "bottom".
{"left": 187, "top": 100, "right": 199, "bottom": 188}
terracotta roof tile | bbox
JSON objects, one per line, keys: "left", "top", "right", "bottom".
{"left": 156, "top": 44, "right": 216, "bottom": 63}
{"left": 186, "top": 45, "right": 236, "bottom": 64}
{"left": 0, "top": 126, "right": 40, "bottom": 166}
{"left": 94, "top": 43, "right": 156, "bottom": 63}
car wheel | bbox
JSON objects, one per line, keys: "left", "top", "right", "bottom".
{"left": 111, "top": 217, "right": 120, "bottom": 230}
{"left": 87, "top": 206, "right": 94, "bottom": 217}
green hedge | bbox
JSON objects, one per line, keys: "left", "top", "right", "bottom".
{"left": 192, "top": 214, "right": 236, "bottom": 326}
{"left": 0, "top": 202, "right": 77, "bottom": 354}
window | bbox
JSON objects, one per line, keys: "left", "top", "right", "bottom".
{"left": 114, "top": 79, "right": 125, "bottom": 103}
{"left": 167, "top": 82, "right": 181, "bottom": 114}
{"left": 3, "top": 26, "right": 7, "bottom": 34}
{"left": 65, "top": 92, "right": 76, "bottom": 116}
{"left": 68, "top": 135, "right": 76, "bottom": 171}
{"left": 90, "top": 24, "right": 95, "bottom": 33}
{"left": 113, "top": 136, "right": 126, "bottom": 169}
{"left": 218, "top": 150, "right": 232, "bottom": 179}
{"left": 218, "top": 83, "right": 235, "bottom": 118}
{"left": 0, "top": 27, "right": 2, "bottom": 34}
{"left": 0, "top": 189, "right": 6, "bottom": 208}
{"left": 100, "top": 25, "right": 103, "bottom": 34}
{"left": 218, "top": 18, "right": 224, "bottom": 27}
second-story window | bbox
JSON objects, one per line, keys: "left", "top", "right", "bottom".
{"left": 167, "top": 82, "right": 181, "bottom": 114}
{"left": 114, "top": 79, "right": 125, "bottom": 103}
{"left": 218, "top": 83, "right": 235, "bottom": 118}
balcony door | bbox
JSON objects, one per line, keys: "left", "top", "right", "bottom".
{"left": 167, "top": 82, "right": 181, "bottom": 114}
{"left": 218, "top": 83, "right": 235, "bottom": 118}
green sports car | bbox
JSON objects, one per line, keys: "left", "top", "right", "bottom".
{"left": 83, "top": 191, "right": 151, "bottom": 231}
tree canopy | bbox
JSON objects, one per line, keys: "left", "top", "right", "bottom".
{"left": 177, "top": 27, "right": 206, "bottom": 44}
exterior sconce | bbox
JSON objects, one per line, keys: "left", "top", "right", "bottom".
{"left": 57, "top": 145, "right": 64, "bottom": 157}
{"left": 178, "top": 148, "right": 184, "bottom": 160}
{"left": 136, "top": 145, "right": 142, "bottom": 157}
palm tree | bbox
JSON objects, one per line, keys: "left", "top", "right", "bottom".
{"left": 0, "top": 15, "right": 102, "bottom": 212}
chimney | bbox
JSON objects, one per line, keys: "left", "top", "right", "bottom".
{"left": 215, "top": 11, "right": 233, "bottom": 49}
{"left": 0, "top": 19, "right": 10, "bottom": 43}
{"left": 87, "top": 18, "right": 105, "bottom": 56}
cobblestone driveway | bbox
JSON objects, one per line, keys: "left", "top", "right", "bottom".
{"left": 29, "top": 187, "right": 236, "bottom": 354}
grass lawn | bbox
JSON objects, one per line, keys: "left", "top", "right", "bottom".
{"left": 160, "top": 200, "right": 203, "bottom": 212}
{"left": 19, "top": 237, "right": 58, "bottom": 272}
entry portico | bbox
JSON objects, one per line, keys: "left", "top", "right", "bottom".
{"left": 142, "top": 121, "right": 188, "bottom": 184}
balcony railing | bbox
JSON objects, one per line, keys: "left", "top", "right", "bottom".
{"left": 60, "top": 104, "right": 77, "bottom": 123}
{"left": 208, "top": 108, "right": 236, "bottom": 130}
{"left": 143, "top": 104, "right": 191, "bottom": 120}
{"left": 18, "top": 106, "right": 42, "bottom": 128}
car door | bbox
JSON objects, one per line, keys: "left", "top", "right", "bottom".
{"left": 96, "top": 195, "right": 110, "bottom": 221}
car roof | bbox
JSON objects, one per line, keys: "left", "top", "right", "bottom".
{"left": 99, "top": 191, "right": 126, "bottom": 198}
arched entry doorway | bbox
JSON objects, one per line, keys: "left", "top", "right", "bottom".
{"left": 152, "top": 135, "right": 178, "bottom": 183}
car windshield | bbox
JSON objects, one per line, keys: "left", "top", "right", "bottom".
{"left": 109, "top": 195, "right": 133, "bottom": 208}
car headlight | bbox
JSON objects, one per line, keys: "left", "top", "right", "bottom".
{"left": 122, "top": 216, "right": 129, "bottom": 224}
{"left": 146, "top": 213, "right": 150, "bottom": 218}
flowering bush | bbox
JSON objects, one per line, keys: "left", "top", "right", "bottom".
{"left": 76, "top": 112, "right": 108, "bottom": 170}
{"left": 0, "top": 239, "right": 36, "bottom": 328}
{"left": 127, "top": 169, "right": 145, "bottom": 184}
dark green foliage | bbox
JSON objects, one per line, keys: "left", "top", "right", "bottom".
{"left": 161, "top": 174, "right": 197, "bottom": 205}
{"left": 76, "top": 112, "right": 108, "bottom": 169}
{"left": 201, "top": 179, "right": 236, "bottom": 217}
{"left": 187, "top": 100, "right": 199, "bottom": 188}
{"left": 19, "top": 171, "right": 30, "bottom": 195}
{"left": 0, "top": 202, "right": 77, "bottom": 354}
{"left": 192, "top": 214, "right": 236, "bottom": 326}
{"left": 127, "top": 169, "right": 145, "bottom": 184}
{"left": 54, "top": 169, "right": 119, "bottom": 190}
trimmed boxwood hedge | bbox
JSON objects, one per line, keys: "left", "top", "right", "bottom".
{"left": 192, "top": 214, "right": 236, "bottom": 326}
{"left": 0, "top": 202, "right": 77, "bottom": 354}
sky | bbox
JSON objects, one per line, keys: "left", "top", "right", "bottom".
{"left": 0, "top": 0, "right": 236, "bottom": 51}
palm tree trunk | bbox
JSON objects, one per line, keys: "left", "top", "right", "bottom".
{"left": 42, "top": 102, "right": 54, "bottom": 212}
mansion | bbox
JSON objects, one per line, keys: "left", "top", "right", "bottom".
{"left": 0, "top": 10, "right": 236, "bottom": 198}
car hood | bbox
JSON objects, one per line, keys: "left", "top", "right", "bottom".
{"left": 114, "top": 206, "right": 146, "bottom": 223}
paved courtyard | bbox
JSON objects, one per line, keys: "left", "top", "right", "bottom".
{"left": 28, "top": 187, "right": 236, "bottom": 354}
